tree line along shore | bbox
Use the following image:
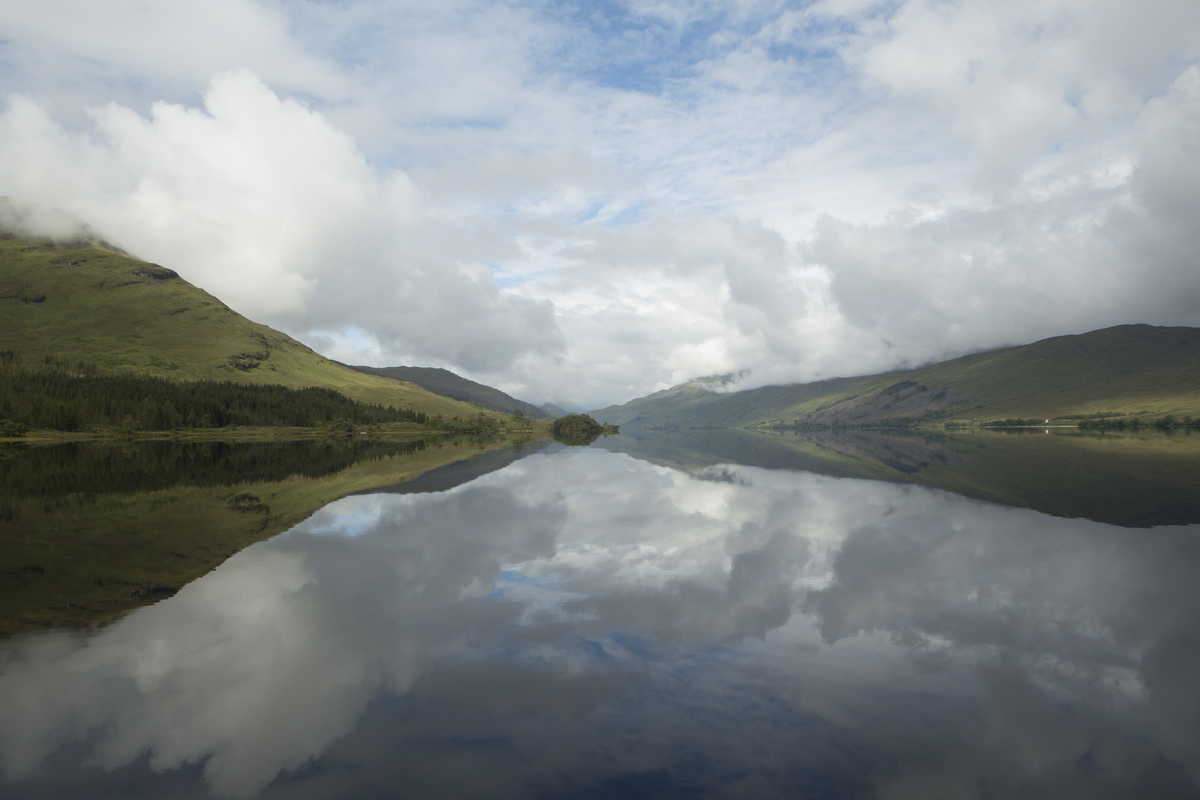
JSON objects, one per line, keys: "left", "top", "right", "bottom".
{"left": 0, "top": 352, "right": 541, "bottom": 439}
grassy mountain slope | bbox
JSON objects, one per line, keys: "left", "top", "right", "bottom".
{"left": 345, "top": 364, "right": 553, "bottom": 419}
{"left": 593, "top": 325, "right": 1200, "bottom": 429}
{"left": 894, "top": 324, "right": 1200, "bottom": 421}
{"left": 0, "top": 234, "right": 494, "bottom": 420}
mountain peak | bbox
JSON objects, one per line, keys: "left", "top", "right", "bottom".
{"left": 0, "top": 198, "right": 127, "bottom": 255}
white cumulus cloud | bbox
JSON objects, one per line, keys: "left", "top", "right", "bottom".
{"left": 0, "top": 0, "right": 1198, "bottom": 406}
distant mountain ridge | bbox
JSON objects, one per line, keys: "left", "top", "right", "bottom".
{"left": 592, "top": 325, "right": 1200, "bottom": 429}
{"left": 343, "top": 364, "right": 555, "bottom": 420}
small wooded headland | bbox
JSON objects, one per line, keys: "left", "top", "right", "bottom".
{"left": 551, "top": 413, "right": 619, "bottom": 446}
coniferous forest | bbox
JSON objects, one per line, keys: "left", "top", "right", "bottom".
{"left": 0, "top": 352, "right": 431, "bottom": 433}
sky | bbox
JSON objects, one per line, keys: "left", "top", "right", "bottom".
{"left": 1, "top": 0, "right": 1198, "bottom": 408}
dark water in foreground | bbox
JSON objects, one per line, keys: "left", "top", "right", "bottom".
{"left": 2, "top": 431, "right": 1200, "bottom": 799}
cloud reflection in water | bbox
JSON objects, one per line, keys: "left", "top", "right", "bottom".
{"left": 1, "top": 448, "right": 1198, "bottom": 798}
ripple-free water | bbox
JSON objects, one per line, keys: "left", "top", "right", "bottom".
{"left": 2, "top": 434, "right": 1199, "bottom": 798}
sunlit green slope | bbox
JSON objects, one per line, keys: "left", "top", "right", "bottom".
{"left": 0, "top": 233, "right": 493, "bottom": 419}
{"left": 593, "top": 325, "right": 1200, "bottom": 429}
{"left": 898, "top": 325, "right": 1200, "bottom": 420}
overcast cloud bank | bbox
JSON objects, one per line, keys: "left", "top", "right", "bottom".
{"left": 1, "top": 0, "right": 1197, "bottom": 406}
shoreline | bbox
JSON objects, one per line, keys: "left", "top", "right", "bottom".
{"left": 1, "top": 421, "right": 553, "bottom": 445}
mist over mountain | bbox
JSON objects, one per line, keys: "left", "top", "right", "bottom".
{"left": 0, "top": 198, "right": 124, "bottom": 252}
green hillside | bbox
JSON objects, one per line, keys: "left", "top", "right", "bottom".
{"left": 0, "top": 232, "right": 496, "bottom": 421}
{"left": 345, "top": 364, "right": 554, "bottom": 419}
{"left": 898, "top": 325, "right": 1200, "bottom": 421}
{"left": 593, "top": 325, "right": 1200, "bottom": 429}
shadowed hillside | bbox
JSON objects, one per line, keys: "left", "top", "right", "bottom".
{"left": 344, "top": 364, "right": 553, "bottom": 419}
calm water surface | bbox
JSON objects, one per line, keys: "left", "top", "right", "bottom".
{"left": 2, "top": 432, "right": 1199, "bottom": 799}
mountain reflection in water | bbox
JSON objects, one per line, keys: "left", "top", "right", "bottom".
{"left": 599, "top": 427, "right": 1200, "bottom": 527}
{"left": 1, "top": 435, "right": 1199, "bottom": 799}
